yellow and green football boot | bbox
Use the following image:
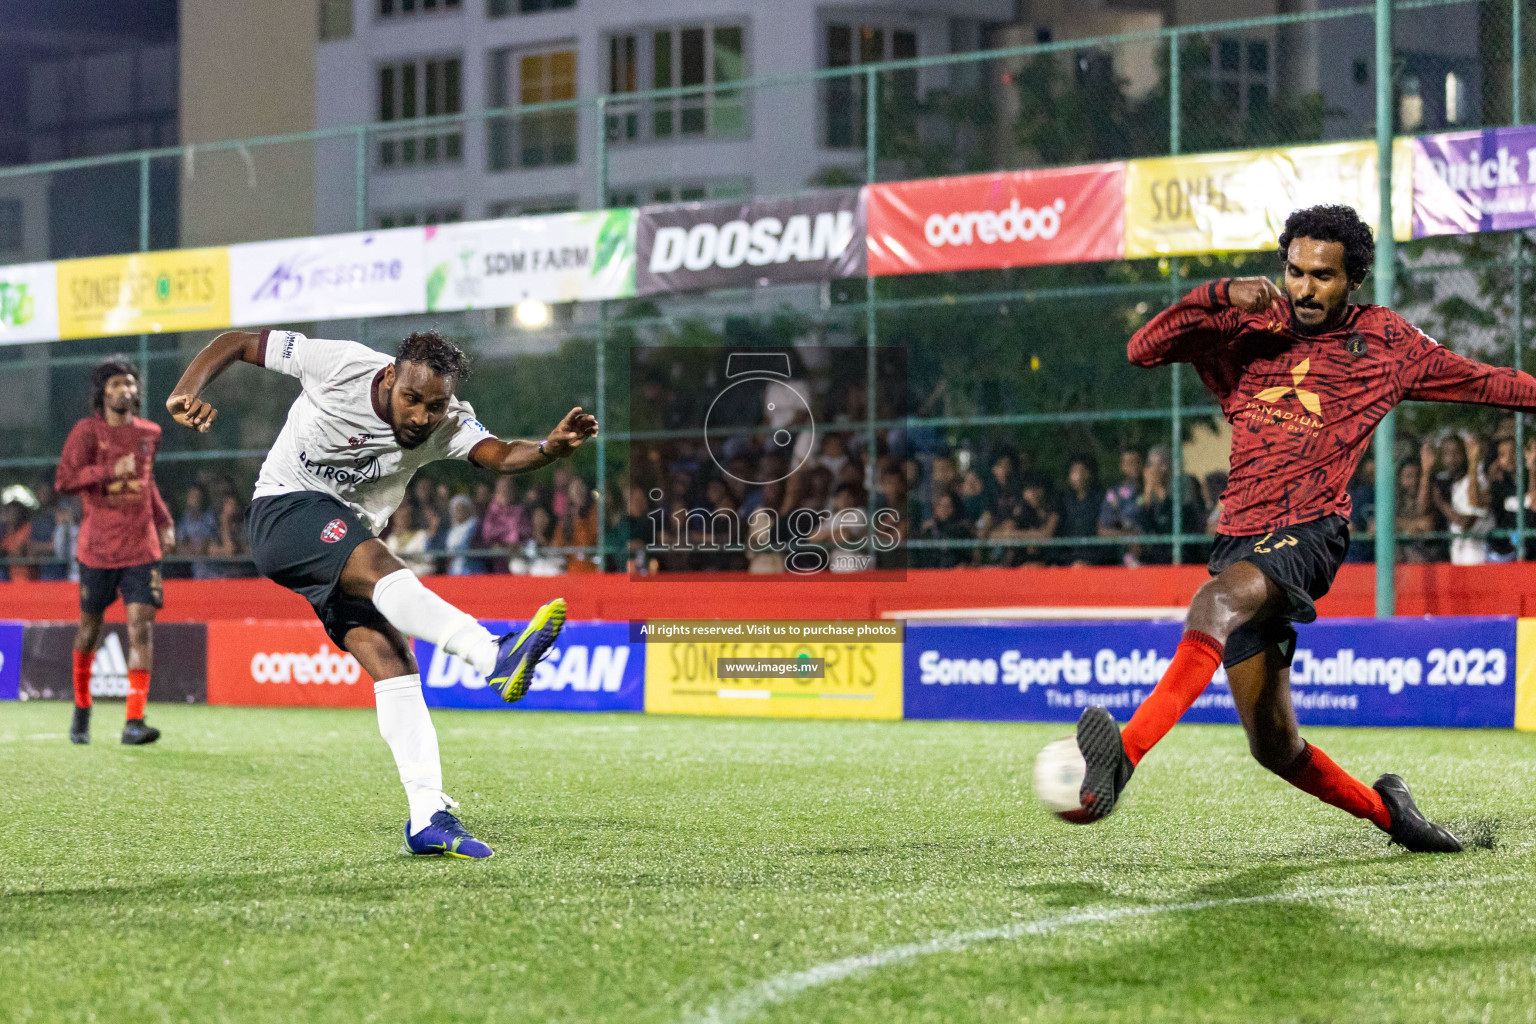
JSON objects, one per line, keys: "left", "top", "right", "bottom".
{"left": 487, "top": 597, "right": 567, "bottom": 702}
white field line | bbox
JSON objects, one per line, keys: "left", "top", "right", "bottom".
{"left": 682, "top": 876, "right": 1517, "bottom": 1024}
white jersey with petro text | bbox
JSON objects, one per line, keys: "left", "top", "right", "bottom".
{"left": 252, "top": 331, "right": 494, "bottom": 534}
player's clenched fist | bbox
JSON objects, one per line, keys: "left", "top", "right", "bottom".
{"left": 1226, "top": 276, "right": 1285, "bottom": 314}
{"left": 166, "top": 393, "right": 218, "bottom": 432}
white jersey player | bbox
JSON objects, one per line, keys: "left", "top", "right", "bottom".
{"left": 166, "top": 328, "right": 598, "bottom": 858}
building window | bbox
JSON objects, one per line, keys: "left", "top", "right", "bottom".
{"left": 824, "top": 22, "right": 916, "bottom": 148}
{"left": 1206, "top": 36, "right": 1272, "bottom": 123}
{"left": 487, "top": 196, "right": 578, "bottom": 217}
{"left": 604, "top": 24, "right": 747, "bottom": 144}
{"left": 380, "top": 0, "right": 461, "bottom": 16}
{"left": 1445, "top": 71, "right": 1466, "bottom": 125}
{"left": 608, "top": 177, "right": 750, "bottom": 207}
{"left": 319, "top": 0, "right": 353, "bottom": 40}
{"left": 377, "top": 57, "right": 463, "bottom": 168}
{"left": 377, "top": 206, "right": 463, "bottom": 229}
{"left": 0, "top": 199, "right": 21, "bottom": 252}
{"left": 489, "top": 46, "right": 578, "bottom": 170}
{"left": 489, "top": 0, "right": 574, "bottom": 15}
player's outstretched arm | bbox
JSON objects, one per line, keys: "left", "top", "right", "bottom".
{"left": 1399, "top": 320, "right": 1536, "bottom": 412}
{"left": 1127, "top": 277, "right": 1271, "bottom": 367}
{"left": 469, "top": 407, "right": 599, "bottom": 475}
{"left": 165, "top": 330, "right": 267, "bottom": 432}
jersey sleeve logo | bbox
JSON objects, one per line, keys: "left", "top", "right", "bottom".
{"left": 321, "top": 519, "right": 349, "bottom": 544}
{"left": 1254, "top": 358, "right": 1323, "bottom": 416}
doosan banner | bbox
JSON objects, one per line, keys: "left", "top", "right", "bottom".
{"left": 904, "top": 617, "right": 1515, "bottom": 728}
{"left": 1413, "top": 125, "right": 1536, "bottom": 237}
{"left": 865, "top": 164, "right": 1126, "bottom": 274}
{"left": 424, "top": 210, "right": 637, "bottom": 311}
{"left": 636, "top": 190, "right": 865, "bottom": 295}
{"left": 228, "top": 227, "right": 427, "bottom": 326}
{"left": 415, "top": 620, "right": 642, "bottom": 711}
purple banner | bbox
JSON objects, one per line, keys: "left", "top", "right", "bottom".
{"left": 1413, "top": 126, "right": 1536, "bottom": 238}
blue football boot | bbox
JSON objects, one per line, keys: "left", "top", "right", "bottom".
{"left": 488, "top": 597, "right": 566, "bottom": 703}
{"left": 403, "top": 810, "right": 494, "bottom": 859}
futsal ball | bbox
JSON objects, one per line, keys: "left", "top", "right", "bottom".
{"left": 1033, "top": 736, "right": 1093, "bottom": 823}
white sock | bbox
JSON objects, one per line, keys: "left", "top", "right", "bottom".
{"left": 371, "top": 568, "right": 499, "bottom": 676}
{"left": 374, "top": 674, "right": 453, "bottom": 835}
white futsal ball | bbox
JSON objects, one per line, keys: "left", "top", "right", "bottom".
{"left": 1033, "top": 736, "right": 1092, "bottom": 823}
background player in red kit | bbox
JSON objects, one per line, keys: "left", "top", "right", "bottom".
{"left": 54, "top": 358, "right": 175, "bottom": 745}
{"left": 1074, "top": 205, "right": 1536, "bottom": 852}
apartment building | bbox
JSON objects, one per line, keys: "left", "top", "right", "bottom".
{"left": 312, "top": 0, "right": 1015, "bottom": 234}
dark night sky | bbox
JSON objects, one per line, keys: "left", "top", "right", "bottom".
{"left": 0, "top": 0, "right": 177, "bottom": 41}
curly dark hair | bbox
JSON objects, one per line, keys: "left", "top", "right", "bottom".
{"left": 395, "top": 330, "right": 471, "bottom": 383}
{"left": 90, "top": 356, "right": 139, "bottom": 416}
{"left": 1276, "top": 204, "right": 1376, "bottom": 287}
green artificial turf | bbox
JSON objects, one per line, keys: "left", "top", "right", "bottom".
{"left": 1, "top": 701, "right": 1533, "bottom": 1023}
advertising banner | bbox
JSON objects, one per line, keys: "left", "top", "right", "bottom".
{"left": 1516, "top": 618, "right": 1536, "bottom": 731}
{"left": 206, "top": 621, "right": 372, "bottom": 708}
{"left": 415, "top": 620, "right": 643, "bottom": 711}
{"left": 228, "top": 227, "right": 426, "bottom": 327}
{"left": 644, "top": 631, "right": 903, "bottom": 719}
{"left": 0, "top": 621, "right": 20, "bottom": 700}
{"left": 1413, "top": 126, "right": 1536, "bottom": 237}
{"left": 424, "top": 210, "right": 636, "bottom": 311}
{"left": 57, "top": 248, "right": 230, "bottom": 339}
{"left": 1124, "top": 139, "right": 1414, "bottom": 258}
{"left": 0, "top": 262, "right": 58, "bottom": 346}
{"left": 905, "top": 617, "right": 1515, "bottom": 728}
{"left": 865, "top": 164, "right": 1126, "bottom": 275}
{"left": 18, "top": 623, "right": 206, "bottom": 703}
{"left": 636, "top": 189, "right": 865, "bottom": 295}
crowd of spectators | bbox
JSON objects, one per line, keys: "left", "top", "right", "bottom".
{"left": 5, "top": 416, "right": 1536, "bottom": 580}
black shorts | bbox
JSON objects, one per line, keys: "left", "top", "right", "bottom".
{"left": 79, "top": 562, "right": 163, "bottom": 615}
{"left": 246, "top": 492, "right": 390, "bottom": 648}
{"left": 1208, "top": 514, "right": 1349, "bottom": 669}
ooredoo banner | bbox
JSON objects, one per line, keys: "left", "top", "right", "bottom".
{"left": 0, "top": 262, "right": 58, "bottom": 346}
{"left": 206, "top": 620, "right": 372, "bottom": 708}
{"left": 905, "top": 617, "right": 1515, "bottom": 728}
{"left": 424, "top": 210, "right": 636, "bottom": 311}
{"left": 1413, "top": 125, "right": 1536, "bottom": 237}
{"left": 635, "top": 190, "right": 865, "bottom": 295}
{"left": 414, "top": 620, "right": 643, "bottom": 711}
{"left": 1124, "top": 140, "right": 1413, "bottom": 257}
{"left": 865, "top": 164, "right": 1126, "bottom": 274}
{"left": 228, "top": 227, "right": 426, "bottom": 327}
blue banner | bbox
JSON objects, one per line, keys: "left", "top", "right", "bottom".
{"left": 904, "top": 617, "right": 1515, "bottom": 729}
{"left": 0, "top": 621, "right": 20, "bottom": 700}
{"left": 415, "top": 620, "right": 643, "bottom": 712}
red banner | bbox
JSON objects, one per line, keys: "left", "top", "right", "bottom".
{"left": 865, "top": 164, "right": 1126, "bottom": 275}
{"left": 207, "top": 621, "right": 374, "bottom": 708}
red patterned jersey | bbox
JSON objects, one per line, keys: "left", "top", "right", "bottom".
{"left": 55, "top": 415, "right": 173, "bottom": 569}
{"left": 1130, "top": 279, "right": 1536, "bottom": 535}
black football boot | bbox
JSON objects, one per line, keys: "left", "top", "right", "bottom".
{"left": 121, "top": 719, "right": 162, "bottom": 746}
{"left": 1076, "top": 706, "right": 1135, "bottom": 821}
{"left": 1374, "top": 774, "right": 1463, "bottom": 853}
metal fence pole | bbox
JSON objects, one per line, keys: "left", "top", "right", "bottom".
{"left": 1516, "top": 0, "right": 1524, "bottom": 125}
{"left": 595, "top": 96, "right": 609, "bottom": 570}
{"left": 1372, "top": 0, "right": 1397, "bottom": 616}
{"left": 1516, "top": 3, "right": 1526, "bottom": 558}
{"left": 137, "top": 153, "right": 151, "bottom": 400}
{"left": 355, "top": 125, "right": 368, "bottom": 231}
{"left": 865, "top": 66, "right": 880, "bottom": 557}
{"left": 1168, "top": 33, "right": 1185, "bottom": 565}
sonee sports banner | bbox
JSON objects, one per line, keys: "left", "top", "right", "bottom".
{"left": 904, "top": 617, "right": 1516, "bottom": 729}
{"left": 635, "top": 190, "right": 865, "bottom": 295}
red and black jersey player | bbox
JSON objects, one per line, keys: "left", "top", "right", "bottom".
{"left": 54, "top": 358, "right": 176, "bottom": 746}
{"left": 1074, "top": 204, "right": 1536, "bottom": 852}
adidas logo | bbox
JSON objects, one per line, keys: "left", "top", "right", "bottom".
{"left": 90, "top": 632, "right": 129, "bottom": 698}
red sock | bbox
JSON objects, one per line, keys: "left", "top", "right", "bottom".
{"left": 72, "top": 649, "right": 92, "bottom": 709}
{"left": 126, "top": 669, "right": 150, "bottom": 722}
{"left": 1121, "top": 630, "right": 1224, "bottom": 764}
{"left": 1278, "top": 743, "right": 1391, "bottom": 830}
